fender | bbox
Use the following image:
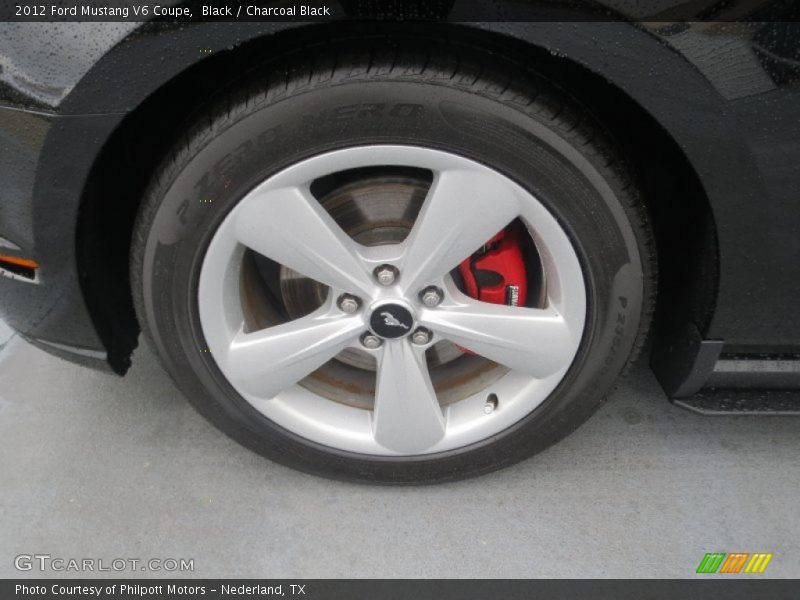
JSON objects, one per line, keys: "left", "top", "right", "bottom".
{"left": 1, "top": 7, "right": 798, "bottom": 379}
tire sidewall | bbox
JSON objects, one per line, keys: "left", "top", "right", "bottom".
{"left": 136, "top": 77, "right": 647, "bottom": 482}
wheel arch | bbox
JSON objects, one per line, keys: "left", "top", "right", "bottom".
{"left": 74, "top": 21, "right": 719, "bottom": 379}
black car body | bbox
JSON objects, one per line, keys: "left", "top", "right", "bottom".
{"left": 1, "top": 3, "right": 799, "bottom": 410}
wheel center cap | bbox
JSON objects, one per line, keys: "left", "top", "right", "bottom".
{"left": 369, "top": 302, "right": 415, "bottom": 339}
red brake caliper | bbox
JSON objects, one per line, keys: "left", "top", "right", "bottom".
{"left": 456, "top": 225, "right": 528, "bottom": 353}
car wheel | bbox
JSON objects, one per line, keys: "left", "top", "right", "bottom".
{"left": 131, "top": 40, "right": 655, "bottom": 483}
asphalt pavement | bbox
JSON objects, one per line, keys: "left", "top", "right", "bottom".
{"left": 1, "top": 327, "right": 798, "bottom": 578}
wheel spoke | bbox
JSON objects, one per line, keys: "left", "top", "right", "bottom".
{"left": 421, "top": 301, "right": 575, "bottom": 378}
{"left": 223, "top": 307, "right": 364, "bottom": 399}
{"left": 401, "top": 169, "right": 520, "bottom": 292}
{"left": 372, "top": 340, "right": 446, "bottom": 453}
{"left": 234, "top": 184, "right": 373, "bottom": 295}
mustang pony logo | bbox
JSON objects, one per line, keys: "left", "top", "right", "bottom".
{"left": 380, "top": 312, "right": 410, "bottom": 329}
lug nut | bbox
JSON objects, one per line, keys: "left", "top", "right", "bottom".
{"left": 361, "top": 333, "right": 383, "bottom": 349}
{"left": 337, "top": 294, "right": 361, "bottom": 314}
{"left": 374, "top": 264, "right": 399, "bottom": 286}
{"left": 484, "top": 394, "right": 499, "bottom": 414}
{"left": 410, "top": 327, "right": 432, "bottom": 346}
{"left": 419, "top": 286, "right": 444, "bottom": 307}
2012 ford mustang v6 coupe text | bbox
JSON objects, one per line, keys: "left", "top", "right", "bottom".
{"left": 1, "top": 6, "right": 798, "bottom": 482}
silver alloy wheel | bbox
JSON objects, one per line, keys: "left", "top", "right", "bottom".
{"left": 198, "top": 146, "right": 586, "bottom": 456}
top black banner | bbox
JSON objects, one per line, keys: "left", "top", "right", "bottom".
{"left": 2, "top": 0, "right": 800, "bottom": 22}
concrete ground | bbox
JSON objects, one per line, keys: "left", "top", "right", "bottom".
{"left": 0, "top": 327, "right": 798, "bottom": 579}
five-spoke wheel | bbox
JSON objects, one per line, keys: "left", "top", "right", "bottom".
{"left": 198, "top": 146, "right": 586, "bottom": 455}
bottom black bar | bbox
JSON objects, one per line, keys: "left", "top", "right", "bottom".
{"left": 3, "top": 579, "right": 800, "bottom": 600}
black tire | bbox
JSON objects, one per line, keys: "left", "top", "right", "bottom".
{"left": 131, "top": 38, "right": 656, "bottom": 484}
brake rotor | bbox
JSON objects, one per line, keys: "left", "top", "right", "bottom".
{"left": 279, "top": 175, "right": 465, "bottom": 371}
{"left": 242, "top": 172, "right": 542, "bottom": 409}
